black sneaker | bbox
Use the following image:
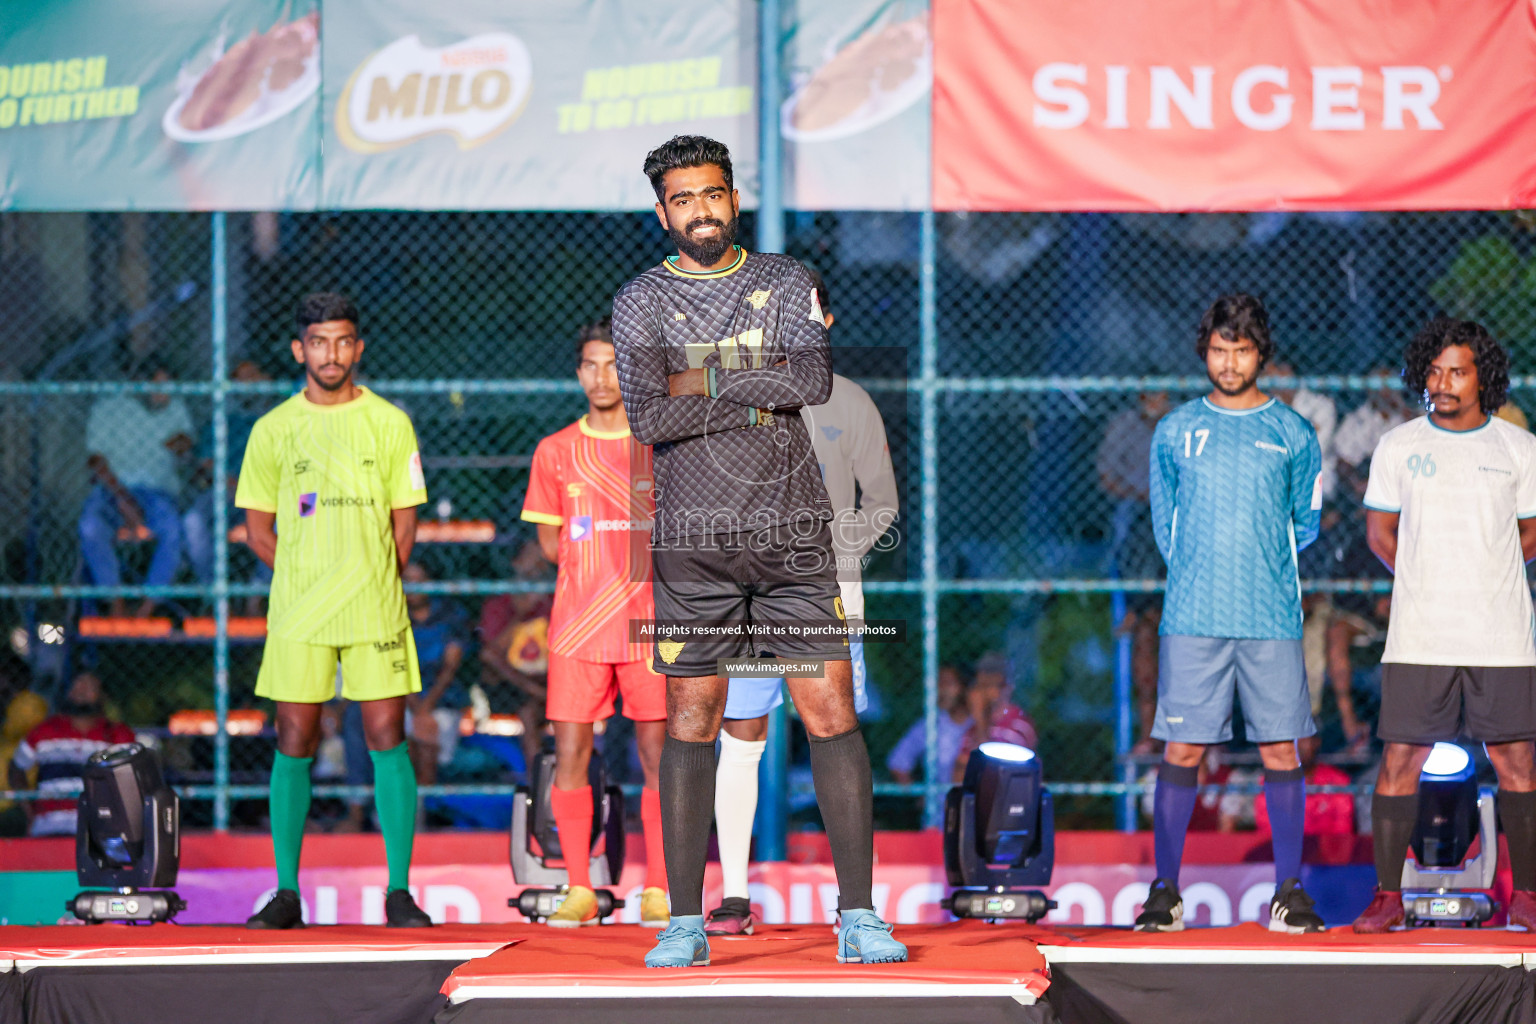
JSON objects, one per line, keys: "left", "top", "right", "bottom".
{"left": 705, "top": 896, "right": 756, "bottom": 936}
{"left": 385, "top": 888, "right": 433, "bottom": 928}
{"left": 1135, "top": 878, "right": 1184, "bottom": 932}
{"left": 1269, "top": 877, "right": 1326, "bottom": 934}
{"left": 246, "top": 889, "right": 305, "bottom": 930}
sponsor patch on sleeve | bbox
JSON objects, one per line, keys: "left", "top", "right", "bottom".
{"left": 408, "top": 451, "right": 425, "bottom": 491}
{"left": 807, "top": 286, "right": 824, "bottom": 323}
{"left": 1311, "top": 471, "right": 1323, "bottom": 511}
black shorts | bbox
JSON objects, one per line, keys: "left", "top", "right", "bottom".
{"left": 650, "top": 521, "right": 850, "bottom": 678}
{"left": 1377, "top": 663, "right": 1536, "bottom": 745}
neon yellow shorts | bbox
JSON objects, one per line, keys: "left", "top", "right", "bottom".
{"left": 255, "top": 627, "right": 422, "bottom": 704}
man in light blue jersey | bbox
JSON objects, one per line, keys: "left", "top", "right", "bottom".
{"left": 1138, "top": 293, "right": 1325, "bottom": 935}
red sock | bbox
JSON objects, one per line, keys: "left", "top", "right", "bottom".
{"left": 641, "top": 786, "right": 667, "bottom": 891}
{"left": 549, "top": 784, "right": 594, "bottom": 890}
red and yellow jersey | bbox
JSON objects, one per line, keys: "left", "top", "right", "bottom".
{"left": 520, "top": 416, "right": 654, "bottom": 663}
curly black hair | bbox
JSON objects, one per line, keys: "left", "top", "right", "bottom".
{"left": 643, "top": 135, "right": 733, "bottom": 202}
{"left": 1196, "top": 292, "right": 1273, "bottom": 366}
{"left": 1402, "top": 316, "right": 1509, "bottom": 415}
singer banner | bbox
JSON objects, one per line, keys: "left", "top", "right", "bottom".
{"left": 932, "top": 0, "right": 1536, "bottom": 211}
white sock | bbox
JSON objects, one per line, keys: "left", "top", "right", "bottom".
{"left": 714, "top": 731, "right": 767, "bottom": 901}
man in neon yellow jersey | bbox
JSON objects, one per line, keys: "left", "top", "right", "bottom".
{"left": 240, "top": 292, "right": 431, "bottom": 929}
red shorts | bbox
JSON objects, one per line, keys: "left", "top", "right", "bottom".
{"left": 546, "top": 651, "right": 666, "bottom": 723}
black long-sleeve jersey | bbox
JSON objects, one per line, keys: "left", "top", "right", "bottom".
{"left": 612, "top": 248, "right": 834, "bottom": 542}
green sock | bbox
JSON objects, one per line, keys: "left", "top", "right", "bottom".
{"left": 369, "top": 743, "right": 417, "bottom": 892}
{"left": 270, "top": 752, "right": 313, "bottom": 893}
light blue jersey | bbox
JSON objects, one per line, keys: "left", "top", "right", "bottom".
{"left": 1150, "top": 396, "right": 1322, "bottom": 640}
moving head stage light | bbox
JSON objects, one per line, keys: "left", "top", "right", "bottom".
{"left": 945, "top": 742, "right": 1057, "bottom": 922}
{"left": 71, "top": 743, "right": 184, "bottom": 924}
{"left": 1402, "top": 743, "right": 1496, "bottom": 927}
{"left": 509, "top": 744, "right": 625, "bottom": 923}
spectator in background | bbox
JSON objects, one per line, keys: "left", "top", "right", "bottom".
{"left": 79, "top": 367, "right": 194, "bottom": 616}
{"left": 1140, "top": 747, "right": 1249, "bottom": 833}
{"left": 887, "top": 664, "right": 973, "bottom": 786}
{"left": 8, "top": 671, "right": 134, "bottom": 837}
{"left": 1496, "top": 399, "right": 1530, "bottom": 431}
{"left": 1333, "top": 368, "right": 1412, "bottom": 498}
{"left": 1324, "top": 591, "right": 1390, "bottom": 753}
{"left": 478, "top": 539, "right": 554, "bottom": 766}
{"left": 183, "top": 360, "right": 273, "bottom": 610}
{"left": 1269, "top": 363, "right": 1342, "bottom": 749}
{"left": 402, "top": 562, "right": 470, "bottom": 786}
{"left": 954, "top": 652, "right": 1039, "bottom": 781}
{"left": 1268, "top": 363, "right": 1338, "bottom": 502}
{"left": 1096, "top": 391, "right": 1170, "bottom": 753}
{"left": 0, "top": 653, "right": 47, "bottom": 837}
{"left": 1256, "top": 740, "right": 1356, "bottom": 838}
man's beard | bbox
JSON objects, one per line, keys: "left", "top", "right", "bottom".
{"left": 669, "top": 214, "right": 737, "bottom": 267}
{"left": 60, "top": 699, "right": 102, "bottom": 718}
{"left": 1208, "top": 367, "right": 1258, "bottom": 397}
{"left": 311, "top": 364, "right": 353, "bottom": 392}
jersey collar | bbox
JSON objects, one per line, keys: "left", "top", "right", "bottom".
{"left": 578, "top": 415, "right": 631, "bottom": 440}
{"left": 298, "top": 386, "right": 373, "bottom": 413}
{"left": 1201, "top": 396, "right": 1275, "bottom": 416}
{"left": 663, "top": 246, "right": 747, "bottom": 279}
{"left": 1427, "top": 412, "right": 1491, "bottom": 434}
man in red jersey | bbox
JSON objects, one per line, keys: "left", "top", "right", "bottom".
{"left": 521, "top": 317, "right": 669, "bottom": 928}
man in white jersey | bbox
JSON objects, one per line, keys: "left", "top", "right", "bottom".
{"left": 1353, "top": 317, "right": 1536, "bottom": 933}
{"left": 705, "top": 268, "right": 898, "bottom": 936}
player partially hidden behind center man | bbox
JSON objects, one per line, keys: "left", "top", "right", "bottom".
{"left": 241, "top": 293, "right": 432, "bottom": 928}
{"left": 612, "top": 135, "right": 904, "bottom": 968}
{"left": 519, "top": 317, "right": 670, "bottom": 929}
{"left": 1139, "top": 293, "right": 1326, "bottom": 934}
{"left": 1352, "top": 319, "right": 1536, "bottom": 933}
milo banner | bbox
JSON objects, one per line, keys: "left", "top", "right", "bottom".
{"left": 321, "top": 0, "right": 757, "bottom": 209}
{"left": 0, "top": 0, "right": 322, "bottom": 210}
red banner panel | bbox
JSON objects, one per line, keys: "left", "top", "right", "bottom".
{"left": 933, "top": 0, "right": 1536, "bottom": 211}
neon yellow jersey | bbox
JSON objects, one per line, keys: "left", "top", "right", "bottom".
{"left": 235, "top": 388, "right": 427, "bottom": 646}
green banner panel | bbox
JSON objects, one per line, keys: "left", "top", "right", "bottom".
{"left": 0, "top": 0, "right": 321, "bottom": 210}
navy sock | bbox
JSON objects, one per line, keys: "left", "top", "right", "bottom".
{"left": 1153, "top": 761, "right": 1200, "bottom": 884}
{"left": 1265, "top": 766, "right": 1306, "bottom": 885}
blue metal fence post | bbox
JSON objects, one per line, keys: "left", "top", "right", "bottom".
{"left": 919, "top": 210, "right": 941, "bottom": 829}
{"left": 1112, "top": 589, "right": 1135, "bottom": 831}
{"left": 211, "top": 212, "right": 231, "bottom": 832}
{"left": 756, "top": 0, "right": 789, "bottom": 862}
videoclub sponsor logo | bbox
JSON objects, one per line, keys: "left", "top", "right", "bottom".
{"left": 336, "top": 32, "right": 532, "bottom": 153}
{"left": 569, "top": 516, "right": 651, "bottom": 541}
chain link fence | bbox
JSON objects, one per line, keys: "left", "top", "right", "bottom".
{"left": 1, "top": 207, "right": 1531, "bottom": 831}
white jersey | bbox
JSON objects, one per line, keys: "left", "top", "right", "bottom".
{"left": 1365, "top": 415, "right": 1536, "bottom": 667}
{"left": 803, "top": 374, "right": 898, "bottom": 621}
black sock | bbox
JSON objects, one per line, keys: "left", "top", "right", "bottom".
{"left": 659, "top": 736, "right": 717, "bottom": 917}
{"left": 1497, "top": 789, "right": 1536, "bottom": 892}
{"left": 1372, "top": 792, "right": 1420, "bottom": 891}
{"left": 808, "top": 726, "right": 874, "bottom": 912}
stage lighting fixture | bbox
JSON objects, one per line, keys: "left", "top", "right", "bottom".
{"left": 1402, "top": 742, "right": 1496, "bottom": 927}
{"left": 944, "top": 741, "right": 1057, "bottom": 922}
{"left": 508, "top": 743, "right": 624, "bottom": 923}
{"left": 70, "top": 743, "right": 184, "bottom": 924}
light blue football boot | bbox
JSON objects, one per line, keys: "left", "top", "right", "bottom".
{"left": 835, "top": 908, "right": 908, "bottom": 964}
{"left": 645, "top": 914, "right": 710, "bottom": 968}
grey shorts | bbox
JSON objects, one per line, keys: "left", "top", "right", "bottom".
{"left": 1153, "top": 635, "right": 1316, "bottom": 745}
